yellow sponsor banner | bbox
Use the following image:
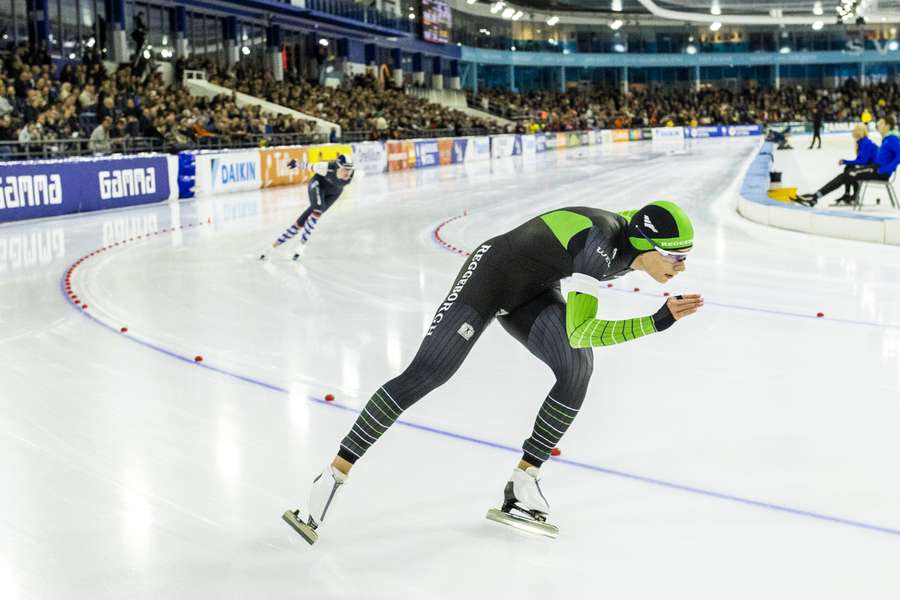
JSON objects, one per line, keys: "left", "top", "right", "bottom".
{"left": 306, "top": 143, "right": 353, "bottom": 164}
{"left": 612, "top": 129, "right": 630, "bottom": 142}
{"left": 555, "top": 132, "right": 568, "bottom": 148}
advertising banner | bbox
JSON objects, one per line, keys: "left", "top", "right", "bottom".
{"left": 652, "top": 127, "right": 686, "bottom": 141}
{"left": 387, "top": 141, "right": 414, "bottom": 171}
{"left": 555, "top": 133, "right": 568, "bottom": 149}
{"left": 350, "top": 141, "right": 387, "bottom": 174}
{"left": 194, "top": 150, "right": 261, "bottom": 196}
{"left": 451, "top": 138, "right": 468, "bottom": 163}
{"left": 260, "top": 146, "right": 309, "bottom": 188}
{"left": 438, "top": 139, "right": 455, "bottom": 165}
{"left": 567, "top": 133, "right": 581, "bottom": 147}
{"left": 535, "top": 133, "right": 547, "bottom": 153}
{"left": 306, "top": 144, "right": 353, "bottom": 164}
{"left": 545, "top": 134, "right": 558, "bottom": 151}
{"left": 490, "top": 134, "right": 517, "bottom": 159}
{"left": 0, "top": 155, "right": 170, "bottom": 223}
{"left": 414, "top": 139, "right": 441, "bottom": 168}
{"left": 686, "top": 126, "right": 725, "bottom": 138}
{"left": 587, "top": 130, "right": 598, "bottom": 146}
{"left": 725, "top": 124, "right": 764, "bottom": 137}
{"left": 601, "top": 130, "right": 614, "bottom": 145}
{"left": 466, "top": 136, "right": 491, "bottom": 162}
{"left": 611, "top": 129, "right": 630, "bottom": 143}
{"left": 521, "top": 135, "right": 536, "bottom": 157}
{"left": 628, "top": 129, "right": 643, "bottom": 141}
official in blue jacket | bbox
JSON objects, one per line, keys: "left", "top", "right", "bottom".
{"left": 831, "top": 123, "right": 880, "bottom": 204}
{"left": 799, "top": 117, "right": 900, "bottom": 207}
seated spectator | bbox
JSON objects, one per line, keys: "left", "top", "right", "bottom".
{"left": 830, "top": 123, "right": 880, "bottom": 204}
{"left": 798, "top": 117, "right": 900, "bottom": 207}
{"left": 89, "top": 115, "right": 113, "bottom": 154}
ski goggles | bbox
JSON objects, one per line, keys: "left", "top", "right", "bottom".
{"left": 636, "top": 227, "right": 690, "bottom": 263}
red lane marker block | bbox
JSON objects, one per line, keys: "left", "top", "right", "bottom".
{"left": 325, "top": 394, "right": 335, "bottom": 402}
{"left": 817, "top": 312, "right": 825, "bottom": 318}
{"left": 81, "top": 304, "right": 88, "bottom": 310}
{"left": 663, "top": 292, "right": 670, "bottom": 297}
{"left": 633, "top": 287, "right": 640, "bottom": 292}
{"left": 607, "top": 283, "right": 613, "bottom": 288}
{"left": 550, "top": 448, "right": 561, "bottom": 457}
{"left": 120, "top": 327, "right": 128, "bottom": 333}
{"left": 207, "top": 217, "right": 212, "bottom": 224}
{"left": 194, "top": 355, "right": 204, "bottom": 363}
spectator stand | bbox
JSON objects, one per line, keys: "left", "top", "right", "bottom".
{"left": 182, "top": 70, "right": 340, "bottom": 138}
{"left": 407, "top": 87, "right": 512, "bottom": 129}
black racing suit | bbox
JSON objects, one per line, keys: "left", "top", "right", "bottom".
{"left": 338, "top": 207, "right": 674, "bottom": 467}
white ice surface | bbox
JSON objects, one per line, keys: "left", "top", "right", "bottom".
{"left": 2, "top": 138, "right": 900, "bottom": 600}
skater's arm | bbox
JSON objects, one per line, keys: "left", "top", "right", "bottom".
{"left": 565, "top": 291, "right": 702, "bottom": 348}
{"left": 311, "top": 161, "right": 330, "bottom": 177}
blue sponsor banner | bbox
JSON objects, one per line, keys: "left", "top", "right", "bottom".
{"left": 536, "top": 133, "right": 547, "bottom": 153}
{"left": 512, "top": 135, "right": 523, "bottom": 156}
{"left": 414, "top": 139, "right": 441, "bottom": 168}
{"left": 726, "top": 124, "right": 764, "bottom": 137}
{"left": 686, "top": 125, "right": 724, "bottom": 138}
{"left": 0, "top": 155, "right": 170, "bottom": 223}
{"left": 452, "top": 138, "right": 468, "bottom": 163}
{"left": 178, "top": 151, "right": 196, "bottom": 199}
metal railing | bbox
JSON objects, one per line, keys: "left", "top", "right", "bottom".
{"left": 0, "top": 132, "right": 329, "bottom": 161}
{"left": 339, "top": 128, "right": 500, "bottom": 142}
{"left": 305, "top": 0, "right": 413, "bottom": 32}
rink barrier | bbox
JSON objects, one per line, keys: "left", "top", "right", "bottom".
{"left": 0, "top": 154, "right": 179, "bottom": 223}
{"left": 737, "top": 141, "right": 900, "bottom": 246}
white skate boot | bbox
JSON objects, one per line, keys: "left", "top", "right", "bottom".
{"left": 282, "top": 464, "right": 348, "bottom": 545}
{"left": 486, "top": 467, "right": 558, "bottom": 538}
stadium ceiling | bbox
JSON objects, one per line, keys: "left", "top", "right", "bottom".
{"left": 491, "top": 0, "right": 900, "bottom": 24}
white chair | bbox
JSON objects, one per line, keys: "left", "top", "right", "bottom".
{"left": 856, "top": 170, "right": 899, "bottom": 210}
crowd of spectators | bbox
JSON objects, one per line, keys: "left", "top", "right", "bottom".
{"left": 5, "top": 41, "right": 900, "bottom": 159}
{"left": 210, "top": 64, "right": 498, "bottom": 140}
{"left": 473, "top": 79, "right": 896, "bottom": 132}
{"left": 0, "top": 48, "right": 318, "bottom": 158}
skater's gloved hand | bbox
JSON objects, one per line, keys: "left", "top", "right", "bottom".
{"left": 653, "top": 294, "right": 703, "bottom": 331}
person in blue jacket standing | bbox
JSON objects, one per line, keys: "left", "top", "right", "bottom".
{"left": 798, "top": 117, "right": 900, "bottom": 207}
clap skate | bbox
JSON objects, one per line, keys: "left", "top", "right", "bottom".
{"left": 282, "top": 464, "right": 348, "bottom": 545}
{"left": 486, "top": 466, "right": 558, "bottom": 538}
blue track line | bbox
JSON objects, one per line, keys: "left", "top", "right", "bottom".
{"left": 60, "top": 262, "right": 900, "bottom": 541}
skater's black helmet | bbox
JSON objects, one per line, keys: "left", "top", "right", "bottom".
{"left": 337, "top": 154, "right": 354, "bottom": 170}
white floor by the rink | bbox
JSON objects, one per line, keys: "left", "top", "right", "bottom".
{"left": 3, "top": 138, "right": 900, "bottom": 600}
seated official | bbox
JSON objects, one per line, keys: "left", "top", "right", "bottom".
{"left": 798, "top": 117, "right": 900, "bottom": 207}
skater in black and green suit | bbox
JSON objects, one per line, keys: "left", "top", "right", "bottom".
{"left": 284, "top": 201, "right": 704, "bottom": 542}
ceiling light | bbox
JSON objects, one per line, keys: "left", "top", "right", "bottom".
{"left": 611, "top": 0, "right": 623, "bottom": 11}
{"left": 502, "top": 7, "right": 515, "bottom": 18}
{"left": 546, "top": 15, "right": 559, "bottom": 26}
{"left": 241, "top": 46, "right": 250, "bottom": 55}
{"left": 408, "top": 12, "right": 415, "bottom": 19}
{"left": 709, "top": 21, "right": 722, "bottom": 31}
{"left": 490, "top": 2, "right": 505, "bottom": 14}
{"left": 710, "top": 0, "right": 721, "bottom": 16}
{"left": 467, "top": 0, "right": 477, "bottom": 3}
{"left": 319, "top": 38, "right": 329, "bottom": 46}
{"left": 889, "top": 40, "right": 900, "bottom": 51}
{"left": 813, "top": 1, "right": 823, "bottom": 15}
{"left": 613, "top": 42, "right": 626, "bottom": 52}
{"left": 686, "top": 44, "right": 698, "bottom": 54}
{"left": 779, "top": 46, "right": 791, "bottom": 54}
{"left": 610, "top": 19, "right": 623, "bottom": 30}
{"left": 510, "top": 45, "right": 516, "bottom": 51}
{"left": 512, "top": 10, "right": 524, "bottom": 20}
{"left": 812, "top": 20, "right": 823, "bottom": 30}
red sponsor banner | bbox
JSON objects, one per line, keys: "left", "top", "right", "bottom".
{"left": 438, "top": 139, "right": 454, "bottom": 165}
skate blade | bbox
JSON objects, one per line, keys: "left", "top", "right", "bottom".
{"left": 485, "top": 508, "right": 558, "bottom": 539}
{"left": 282, "top": 510, "right": 318, "bottom": 545}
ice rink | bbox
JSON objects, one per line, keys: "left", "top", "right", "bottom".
{"left": 3, "top": 137, "right": 900, "bottom": 599}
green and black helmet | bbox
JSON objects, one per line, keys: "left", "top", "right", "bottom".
{"left": 620, "top": 201, "right": 694, "bottom": 253}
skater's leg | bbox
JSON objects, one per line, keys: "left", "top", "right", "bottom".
{"left": 273, "top": 206, "right": 314, "bottom": 247}
{"left": 337, "top": 301, "right": 490, "bottom": 467}
{"left": 498, "top": 288, "right": 593, "bottom": 469}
